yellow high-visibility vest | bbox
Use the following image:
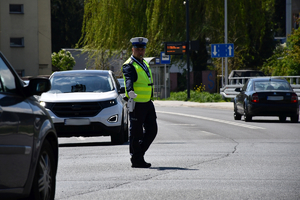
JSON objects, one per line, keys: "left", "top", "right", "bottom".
{"left": 122, "top": 58, "right": 153, "bottom": 102}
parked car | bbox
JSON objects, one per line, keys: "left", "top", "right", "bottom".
{"left": 0, "top": 51, "right": 58, "bottom": 199}
{"left": 234, "top": 77, "right": 299, "bottom": 122}
{"left": 39, "top": 70, "right": 129, "bottom": 144}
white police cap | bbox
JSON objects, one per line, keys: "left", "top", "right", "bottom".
{"left": 130, "top": 37, "right": 148, "bottom": 46}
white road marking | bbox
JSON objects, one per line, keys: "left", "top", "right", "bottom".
{"left": 162, "top": 124, "right": 196, "bottom": 126}
{"left": 201, "top": 131, "right": 215, "bottom": 135}
{"left": 157, "top": 111, "right": 265, "bottom": 130}
{"left": 76, "top": 137, "right": 86, "bottom": 141}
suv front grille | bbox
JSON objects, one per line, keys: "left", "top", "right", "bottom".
{"left": 51, "top": 102, "right": 102, "bottom": 117}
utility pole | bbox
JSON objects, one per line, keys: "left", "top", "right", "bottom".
{"left": 185, "top": 0, "right": 190, "bottom": 99}
{"left": 224, "top": 0, "right": 228, "bottom": 86}
{"left": 286, "top": 0, "right": 292, "bottom": 39}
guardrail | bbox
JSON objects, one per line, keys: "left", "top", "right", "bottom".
{"left": 220, "top": 76, "right": 300, "bottom": 100}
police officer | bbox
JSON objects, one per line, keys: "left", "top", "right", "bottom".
{"left": 122, "top": 37, "right": 158, "bottom": 168}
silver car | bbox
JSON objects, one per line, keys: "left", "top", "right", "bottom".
{"left": 39, "top": 70, "right": 128, "bottom": 144}
{"left": 0, "top": 51, "right": 58, "bottom": 199}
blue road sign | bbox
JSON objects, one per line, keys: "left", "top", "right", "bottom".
{"left": 160, "top": 52, "right": 171, "bottom": 64}
{"left": 211, "top": 43, "right": 234, "bottom": 58}
{"left": 155, "top": 58, "right": 160, "bottom": 64}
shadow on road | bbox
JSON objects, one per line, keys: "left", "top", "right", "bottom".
{"left": 151, "top": 167, "right": 198, "bottom": 171}
{"left": 59, "top": 141, "right": 129, "bottom": 147}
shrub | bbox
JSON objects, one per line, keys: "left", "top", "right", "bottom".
{"left": 52, "top": 50, "right": 76, "bottom": 71}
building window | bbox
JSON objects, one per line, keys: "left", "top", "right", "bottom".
{"left": 9, "top": 4, "right": 24, "bottom": 14}
{"left": 10, "top": 38, "right": 24, "bottom": 47}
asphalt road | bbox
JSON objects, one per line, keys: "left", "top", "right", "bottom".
{"left": 55, "top": 101, "right": 300, "bottom": 200}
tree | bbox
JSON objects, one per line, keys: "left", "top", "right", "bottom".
{"left": 79, "top": 0, "right": 276, "bottom": 76}
{"left": 272, "top": 0, "right": 286, "bottom": 37}
{"left": 205, "top": 0, "right": 276, "bottom": 74}
{"left": 51, "top": 0, "right": 84, "bottom": 53}
{"left": 52, "top": 50, "right": 76, "bottom": 71}
{"left": 262, "top": 27, "right": 300, "bottom": 76}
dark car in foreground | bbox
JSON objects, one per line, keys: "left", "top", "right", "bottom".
{"left": 39, "top": 70, "right": 128, "bottom": 144}
{"left": 234, "top": 77, "right": 299, "bottom": 122}
{"left": 0, "top": 52, "right": 58, "bottom": 199}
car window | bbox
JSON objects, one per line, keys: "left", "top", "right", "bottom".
{"left": 108, "top": 74, "right": 115, "bottom": 90}
{"left": 111, "top": 73, "right": 120, "bottom": 90}
{"left": 0, "top": 57, "right": 16, "bottom": 93}
{"left": 254, "top": 81, "right": 291, "bottom": 91}
{"left": 241, "top": 80, "right": 249, "bottom": 91}
{"left": 249, "top": 72, "right": 265, "bottom": 77}
{"left": 233, "top": 72, "right": 242, "bottom": 77}
{"left": 49, "top": 73, "right": 113, "bottom": 93}
{"left": 246, "top": 81, "right": 253, "bottom": 92}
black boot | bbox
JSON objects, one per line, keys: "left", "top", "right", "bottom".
{"left": 131, "top": 157, "right": 151, "bottom": 168}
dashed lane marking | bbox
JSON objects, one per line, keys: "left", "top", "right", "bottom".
{"left": 157, "top": 111, "right": 265, "bottom": 130}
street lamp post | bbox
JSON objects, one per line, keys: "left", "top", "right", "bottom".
{"left": 185, "top": 0, "right": 190, "bottom": 99}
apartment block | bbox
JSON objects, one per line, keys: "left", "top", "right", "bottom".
{"left": 0, "top": 0, "right": 52, "bottom": 77}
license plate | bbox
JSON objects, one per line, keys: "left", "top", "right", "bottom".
{"left": 267, "top": 96, "right": 283, "bottom": 100}
{"left": 64, "top": 118, "right": 90, "bottom": 126}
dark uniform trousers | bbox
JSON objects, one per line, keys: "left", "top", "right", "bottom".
{"left": 129, "top": 100, "right": 157, "bottom": 160}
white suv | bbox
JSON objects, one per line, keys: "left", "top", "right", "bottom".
{"left": 39, "top": 70, "right": 128, "bottom": 144}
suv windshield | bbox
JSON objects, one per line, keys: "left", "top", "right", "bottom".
{"left": 49, "top": 73, "right": 114, "bottom": 93}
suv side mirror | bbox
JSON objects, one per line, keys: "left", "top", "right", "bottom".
{"left": 119, "top": 86, "right": 125, "bottom": 94}
{"left": 24, "top": 78, "right": 51, "bottom": 96}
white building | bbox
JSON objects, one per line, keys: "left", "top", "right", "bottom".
{"left": 0, "top": 0, "right": 52, "bottom": 77}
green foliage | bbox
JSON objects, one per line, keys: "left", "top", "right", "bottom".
{"left": 79, "top": 0, "right": 276, "bottom": 74}
{"left": 194, "top": 83, "right": 206, "bottom": 92}
{"left": 51, "top": 0, "right": 84, "bottom": 53}
{"left": 168, "top": 90, "right": 228, "bottom": 103}
{"left": 262, "top": 27, "right": 300, "bottom": 76}
{"left": 208, "top": 0, "right": 276, "bottom": 74}
{"left": 51, "top": 50, "right": 76, "bottom": 71}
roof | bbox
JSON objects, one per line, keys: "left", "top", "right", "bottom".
{"left": 249, "top": 77, "right": 288, "bottom": 82}
{"left": 52, "top": 70, "right": 112, "bottom": 76}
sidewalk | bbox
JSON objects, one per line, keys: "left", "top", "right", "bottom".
{"left": 153, "top": 100, "right": 233, "bottom": 110}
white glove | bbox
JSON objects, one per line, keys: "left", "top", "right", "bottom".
{"left": 128, "top": 91, "right": 137, "bottom": 98}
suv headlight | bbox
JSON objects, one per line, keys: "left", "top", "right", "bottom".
{"left": 100, "top": 99, "right": 118, "bottom": 108}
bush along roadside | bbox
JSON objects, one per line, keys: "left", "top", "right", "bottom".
{"left": 167, "top": 90, "right": 230, "bottom": 103}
